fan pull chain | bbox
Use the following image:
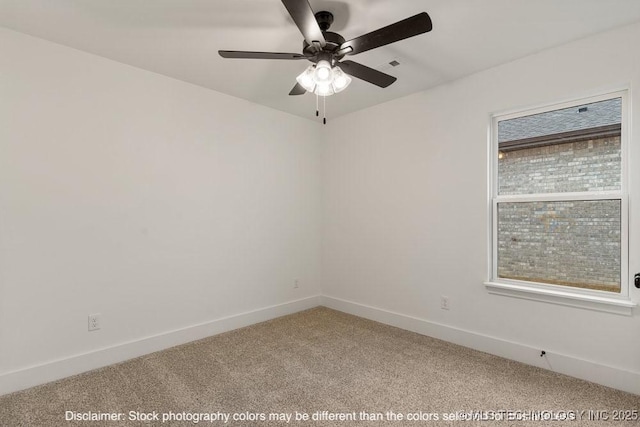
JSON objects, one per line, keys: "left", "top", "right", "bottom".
{"left": 323, "top": 95, "right": 326, "bottom": 125}
{"left": 315, "top": 93, "right": 319, "bottom": 117}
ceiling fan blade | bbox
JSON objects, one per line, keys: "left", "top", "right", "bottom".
{"left": 338, "top": 12, "right": 432, "bottom": 56}
{"left": 339, "top": 60, "right": 397, "bottom": 88}
{"left": 281, "top": 0, "right": 326, "bottom": 47}
{"left": 289, "top": 82, "right": 307, "bottom": 96}
{"left": 219, "top": 50, "right": 307, "bottom": 60}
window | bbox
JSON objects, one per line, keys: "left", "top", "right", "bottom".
{"left": 486, "top": 92, "right": 634, "bottom": 314}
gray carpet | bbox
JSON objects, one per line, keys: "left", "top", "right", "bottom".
{"left": 0, "top": 307, "right": 638, "bottom": 426}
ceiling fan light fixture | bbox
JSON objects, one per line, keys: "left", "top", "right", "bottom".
{"left": 296, "top": 63, "right": 352, "bottom": 97}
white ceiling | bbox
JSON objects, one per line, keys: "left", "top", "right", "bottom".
{"left": 2, "top": 0, "right": 640, "bottom": 121}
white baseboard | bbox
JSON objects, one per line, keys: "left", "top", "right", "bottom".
{"left": 321, "top": 295, "right": 640, "bottom": 396}
{"left": 4, "top": 294, "right": 638, "bottom": 397}
{"left": 0, "top": 295, "right": 321, "bottom": 396}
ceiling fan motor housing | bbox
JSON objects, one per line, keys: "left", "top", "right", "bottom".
{"left": 303, "top": 32, "right": 346, "bottom": 61}
{"left": 301, "top": 11, "right": 346, "bottom": 62}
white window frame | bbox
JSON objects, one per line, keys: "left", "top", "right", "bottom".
{"left": 485, "top": 90, "right": 636, "bottom": 315}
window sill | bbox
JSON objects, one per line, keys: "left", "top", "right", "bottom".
{"left": 484, "top": 281, "right": 636, "bottom": 316}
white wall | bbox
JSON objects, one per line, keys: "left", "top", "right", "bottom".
{"left": 3, "top": 20, "right": 640, "bottom": 397}
{"left": 0, "top": 27, "right": 322, "bottom": 392}
{"left": 322, "top": 22, "right": 640, "bottom": 393}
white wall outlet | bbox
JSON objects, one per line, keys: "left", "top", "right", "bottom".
{"left": 294, "top": 279, "right": 299, "bottom": 289}
{"left": 88, "top": 314, "right": 101, "bottom": 331}
{"left": 440, "top": 296, "right": 450, "bottom": 310}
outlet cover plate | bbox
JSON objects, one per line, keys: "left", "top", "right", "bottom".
{"left": 88, "top": 314, "right": 101, "bottom": 331}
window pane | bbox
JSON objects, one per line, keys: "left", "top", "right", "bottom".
{"left": 498, "top": 98, "right": 621, "bottom": 195}
{"left": 497, "top": 200, "right": 621, "bottom": 292}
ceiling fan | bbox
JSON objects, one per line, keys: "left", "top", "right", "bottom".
{"left": 219, "top": 0, "right": 432, "bottom": 121}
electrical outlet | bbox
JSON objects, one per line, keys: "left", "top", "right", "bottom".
{"left": 440, "top": 296, "right": 450, "bottom": 310}
{"left": 88, "top": 314, "right": 101, "bottom": 331}
{"left": 294, "top": 279, "right": 299, "bottom": 289}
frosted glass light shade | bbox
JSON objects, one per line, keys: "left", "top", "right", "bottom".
{"left": 331, "top": 66, "right": 351, "bottom": 93}
{"left": 296, "top": 66, "right": 316, "bottom": 92}
{"left": 313, "top": 60, "right": 332, "bottom": 84}
{"left": 315, "top": 82, "right": 335, "bottom": 96}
